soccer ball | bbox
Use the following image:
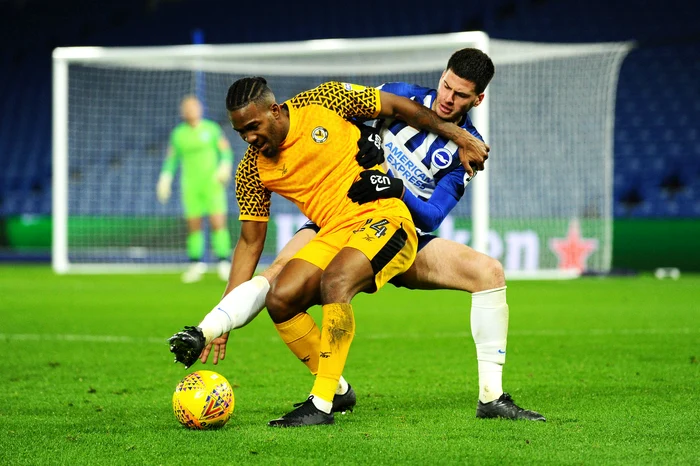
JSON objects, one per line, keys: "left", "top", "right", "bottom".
{"left": 172, "top": 370, "right": 234, "bottom": 429}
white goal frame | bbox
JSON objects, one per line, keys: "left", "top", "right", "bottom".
{"left": 53, "top": 32, "right": 490, "bottom": 274}
{"left": 53, "top": 32, "right": 631, "bottom": 278}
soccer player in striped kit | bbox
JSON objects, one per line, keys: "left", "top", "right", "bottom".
{"left": 171, "top": 49, "right": 544, "bottom": 423}
{"left": 171, "top": 75, "right": 488, "bottom": 426}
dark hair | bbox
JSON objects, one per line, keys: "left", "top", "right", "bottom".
{"left": 446, "top": 48, "right": 495, "bottom": 94}
{"left": 225, "top": 77, "right": 273, "bottom": 111}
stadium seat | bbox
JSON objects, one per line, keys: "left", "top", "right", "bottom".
{"left": 1, "top": 0, "right": 699, "bottom": 220}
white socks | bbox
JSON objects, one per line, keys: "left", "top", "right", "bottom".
{"left": 308, "top": 376, "right": 349, "bottom": 414}
{"left": 198, "top": 276, "right": 270, "bottom": 344}
{"left": 471, "top": 286, "right": 509, "bottom": 403}
{"left": 311, "top": 395, "right": 333, "bottom": 414}
{"left": 336, "top": 376, "right": 349, "bottom": 396}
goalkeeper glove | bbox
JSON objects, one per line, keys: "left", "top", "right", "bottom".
{"left": 348, "top": 169, "right": 404, "bottom": 204}
{"left": 215, "top": 161, "right": 233, "bottom": 185}
{"left": 156, "top": 173, "right": 173, "bottom": 204}
{"left": 355, "top": 124, "right": 385, "bottom": 169}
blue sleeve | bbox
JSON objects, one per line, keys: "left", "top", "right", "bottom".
{"left": 400, "top": 168, "right": 466, "bottom": 232}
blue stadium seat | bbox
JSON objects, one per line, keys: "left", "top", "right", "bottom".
{"left": 1, "top": 0, "right": 699, "bottom": 220}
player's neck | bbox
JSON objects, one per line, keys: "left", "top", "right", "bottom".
{"left": 278, "top": 104, "right": 291, "bottom": 145}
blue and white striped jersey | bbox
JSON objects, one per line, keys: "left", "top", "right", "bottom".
{"left": 375, "top": 82, "right": 484, "bottom": 232}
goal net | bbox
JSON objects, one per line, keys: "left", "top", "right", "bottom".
{"left": 52, "top": 32, "right": 632, "bottom": 277}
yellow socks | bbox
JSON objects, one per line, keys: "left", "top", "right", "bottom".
{"left": 274, "top": 312, "right": 321, "bottom": 374}
{"left": 311, "top": 303, "right": 355, "bottom": 405}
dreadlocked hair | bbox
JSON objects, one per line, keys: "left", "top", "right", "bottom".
{"left": 226, "top": 77, "right": 272, "bottom": 111}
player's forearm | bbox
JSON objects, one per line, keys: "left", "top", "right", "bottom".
{"left": 161, "top": 147, "right": 180, "bottom": 175}
{"left": 379, "top": 91, "right": 488, "bottom": 176}
{"left": 380, "top": 92, "right": 463, "bottom": 143}
{"left": 199, "top": 269, "right": 269, "bottom": 342}
{"left": 223, "top": 221, "right": 267, "bottom": 296}
{"left": 218, "top": 136, "right": 234, "bottom": 163}
{"left": 219, "top": 147, "right": 234, "bottom": 164}
{"left": 196, "top": 222, "right": 267, "bottom": 343}
{"left": 225, "top": 242, "right": 263, "bottom": 294}
{"left": 206, "top": 275, "right": 270, "bottom": 334}
{"left": 402, "top": 188, "right": 455, "bottom": 233}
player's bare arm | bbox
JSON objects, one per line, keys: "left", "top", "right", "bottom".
{"left": 156, "top": 145, "right": 177, "bottom": 204}
{"left": 378, "top": 90, "right": 489, "bottom": 177}
{"left": 215, "top": 135, "right": 234, "bottom": 185}
{"left": 221, "top": 220, "right": 267, "bottom": 294}
{"left": 199, "top": 220, "right": 268, "bottom": 365}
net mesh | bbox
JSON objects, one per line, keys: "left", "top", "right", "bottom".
{"left": 59, "top": 35, "right": 632, "bottom": 273}
{"left": 486, "top": 44, "right": 630, "bottom": 272}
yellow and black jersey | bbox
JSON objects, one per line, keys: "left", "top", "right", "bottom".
{"left": 235, "top": 81, "right": 410, "bottom": 227}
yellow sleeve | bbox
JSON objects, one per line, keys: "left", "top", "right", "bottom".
{"left": 235, "top": 148, "right": 271, "bottom": 222}
{"left": 288, "top": 81, "right": 381, "bottom": 120}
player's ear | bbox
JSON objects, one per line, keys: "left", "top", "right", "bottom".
{"left": 473, "top": 93, "right": 485, "bottom": 107}
{"left": 270, "top": 102, "right": 281, "bottom": 119}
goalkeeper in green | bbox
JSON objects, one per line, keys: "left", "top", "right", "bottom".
{"left": 157, "top": 95, "right": 234, "bottom": 283}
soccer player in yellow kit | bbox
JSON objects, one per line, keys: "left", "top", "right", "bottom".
{"left": 170, "top": 77, "right": 489, "bottom": 427}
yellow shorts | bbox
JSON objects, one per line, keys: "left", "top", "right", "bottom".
{"left": 293, "top": 213, "right": 418, "bottom": 292}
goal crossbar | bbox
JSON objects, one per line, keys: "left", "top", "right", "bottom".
{"left": 52, "top": 32, "right": 632, "bottom": 277}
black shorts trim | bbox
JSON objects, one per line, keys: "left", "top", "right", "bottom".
{"left": 296, "top": 220, "right": 321, "bottom": 234}
{"left": 370, "top": 223, "right": 408, "bottom": 276}
{"left": 388, "top": 232, "right": 436, "bottom": 288}
{"left": 416, "top": 232, "right": 437, "bottom": 251}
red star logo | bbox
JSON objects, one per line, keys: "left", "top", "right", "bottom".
{"left": 548, "top": 219, "right": 599, "bottom": 272}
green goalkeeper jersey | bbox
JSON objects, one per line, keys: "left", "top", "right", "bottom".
{"left": 161, "top": 119, "right": 231, "bottom": 187}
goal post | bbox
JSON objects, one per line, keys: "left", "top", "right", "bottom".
{"left": 52, "top": 32, "right": 632, "bottom": 277}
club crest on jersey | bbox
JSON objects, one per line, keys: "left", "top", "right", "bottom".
{"left": 311, "top": 126, "right": 329, "bottom": 143}
{"left": 431, "top": 148, "right": 453, "bottom": 169}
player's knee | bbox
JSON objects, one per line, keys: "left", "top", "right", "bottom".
{"left": 265, "top": 280, "right": 304, "bottom": 324}
{"left": 474, "top": 256, "right": 506, "bottom": 291}
{"left": 319, "top": 269, "right": 355, "bottom": 304}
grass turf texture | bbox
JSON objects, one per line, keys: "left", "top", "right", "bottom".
{"left": 0, "top": 266, "right": 698, "bottom": 465}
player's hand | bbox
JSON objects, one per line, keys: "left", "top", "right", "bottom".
{"left": 215, "top": 162, "right": 233, "bottom": 185}
{"left": 355, "top": 124, "right": 385, "bottom": 169}
{"left": 348, "top": 169, "right": 404, "bottom": 204}
{"left": 456, "top": 130, "right": 490, "bottom": 177}
{"left": 156, "top": 173, "right": 172, "bottom": 204}
{"left": 199, "top": 332, "right": 230, "bottom": 365}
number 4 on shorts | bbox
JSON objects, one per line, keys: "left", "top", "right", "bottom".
{"left": 370, "top": 219, "right": 389, "bottom": 238}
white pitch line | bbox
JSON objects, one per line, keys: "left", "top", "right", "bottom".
{"left": 0, "top": 327, "right": 697, "bottom": 345}
{"left": 362, "top": 327, "right": 698, "bottom": 340}
{"left": 0, "top": 333, "right": 167, "bottom": 344}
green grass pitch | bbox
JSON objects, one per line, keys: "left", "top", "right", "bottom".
{"left": 1, "top": 265, "right": 698, "bottom": 465}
